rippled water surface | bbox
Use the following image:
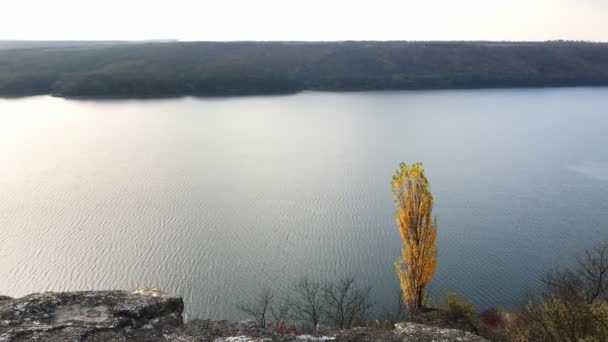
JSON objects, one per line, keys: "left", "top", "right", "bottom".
{"left": 1, "top": 88, "right": 607, "bottom": 319}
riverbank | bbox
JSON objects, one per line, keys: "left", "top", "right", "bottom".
{"left": 2, "top": 41, "right": 608, "bottom": 98}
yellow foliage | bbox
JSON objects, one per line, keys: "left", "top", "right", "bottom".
{"left": 392, "top": 162, "right": 437, "bottom": 315}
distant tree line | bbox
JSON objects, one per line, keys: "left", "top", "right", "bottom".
{"left": 1, "top": 41, "right": 608, "bottom": 97}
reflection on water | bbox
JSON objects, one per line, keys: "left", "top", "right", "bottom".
{"left": 568, "top": 162, "right": 608, "bottom": 181}
{"left": 0, "top": 88, "right": 607, "bottom": 319}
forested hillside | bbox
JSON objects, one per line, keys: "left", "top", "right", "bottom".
{"left": 1, "top": 41, "right": 608, "bottom": 97}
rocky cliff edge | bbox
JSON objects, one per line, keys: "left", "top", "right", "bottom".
{"left": 0, "top": 289, "right": 486, "bottom": 341}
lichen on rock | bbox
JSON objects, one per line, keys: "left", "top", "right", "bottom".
{"left": 0, "top": 289, "right": 183, "bottom": 341}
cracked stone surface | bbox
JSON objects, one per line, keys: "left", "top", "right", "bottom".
{"left": 0, "top": 289, "right": 183, "bottom": 341}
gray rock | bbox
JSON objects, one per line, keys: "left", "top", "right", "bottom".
{"left": 393, "top": 322, "right": 487, "bottom": 341}
{"left": 0, "top": 288, "right": 183, "bottom": 341}
{"left": 180, "top": 320, "right": 487, "bottom": 342}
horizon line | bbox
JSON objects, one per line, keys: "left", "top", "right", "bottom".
{"left": 1, "top": 38, "right": 608, "bottom": 44}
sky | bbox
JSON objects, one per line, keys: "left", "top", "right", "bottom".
{"left": 1, "top": 0, "right": 606, "bottom": 41}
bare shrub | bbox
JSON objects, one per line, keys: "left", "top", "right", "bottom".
{"left": 509, "top": 241, "right": 608, "bottom": 341}
{"left": 322, "top": 277, "right": 374, "bottom": 329}
{"left": 290, "top": 278, "right": 325, "bottom": 332}
{"left": 236, "top": 288, "right": 274, "bottom": 328}
{"left": 269, "top": 298, "right": 291, "bottom": 332}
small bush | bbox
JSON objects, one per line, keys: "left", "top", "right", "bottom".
{"left": 477, "top": 308, "right": 512, "bottom": 341}
{"left": 440, "top": 292, "right": 476, "bottom": 322}
{"left": 480, "top": 308, "right": 504, "bottom": 329}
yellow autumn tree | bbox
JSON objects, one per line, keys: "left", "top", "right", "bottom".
{"left": 392, "top": 162, "right": 437, "bottom": 316}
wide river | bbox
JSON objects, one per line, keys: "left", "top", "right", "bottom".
{"left": 1, "top": 88, "right": 607, "bottom": 320}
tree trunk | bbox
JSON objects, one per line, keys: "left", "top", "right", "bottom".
{"left": 417, "top": 287, "right": 425, "bottom": 309}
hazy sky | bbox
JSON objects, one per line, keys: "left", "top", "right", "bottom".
{"left": 1, "top": 0, "right": 606, "bottom": 41}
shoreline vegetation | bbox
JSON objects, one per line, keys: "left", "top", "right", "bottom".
{"left": 234, "top": 240, "right": 608, "bottom": 340}
{"left": 1, "top": 41, "right": 608, "bottom": 98}
{"left": 232, "top": 164, "right": 608, "bottom": 340}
